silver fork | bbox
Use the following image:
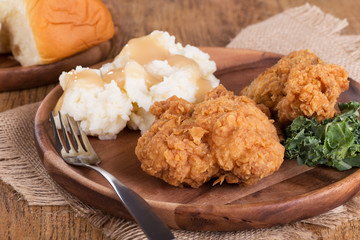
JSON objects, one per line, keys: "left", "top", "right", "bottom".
{"left": 49, "top": 112, "right": 175, "bottom": 240}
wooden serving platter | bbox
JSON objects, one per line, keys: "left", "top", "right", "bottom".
{"left": 0, "top": 40, "right": 112, "bottom": 92}
{"left": 34, "top": 47, "right": 360, "bottom": 231}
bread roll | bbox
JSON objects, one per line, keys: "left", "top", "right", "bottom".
{"left": 0, "top": 0, "right": 114, "bottom": 66}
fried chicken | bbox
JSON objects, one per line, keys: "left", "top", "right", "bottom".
{"left": 241, "top": 50, "right": 349, "bottom": 125}
{"left": 135, "top": 85, "right": 284, "bottom": 188}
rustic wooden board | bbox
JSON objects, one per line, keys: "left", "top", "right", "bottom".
{"left": 0, "top": 40, "right": 112, "bottom": 92}
{"left": 34, "top": 47, "right": 360, "bottom": 231}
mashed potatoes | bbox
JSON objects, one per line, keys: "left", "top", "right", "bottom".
{"left": 54, "top": 66, "right": 132, "bottom": 140}
{"left": 54, "top": 31, "right": 219, "bottom": 139}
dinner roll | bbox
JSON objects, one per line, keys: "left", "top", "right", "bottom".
{"left": 0, "top": 0, "right": 114, "bottom": 66}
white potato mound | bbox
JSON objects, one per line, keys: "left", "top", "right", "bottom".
{"left": 100, "top": 30, "right": 219, "bottom": 134}
{"left": 56, "top": 31, "right": 219, "bottom": 139}
{"left": 58, "top": 67, "right": 132, "bottom": 140}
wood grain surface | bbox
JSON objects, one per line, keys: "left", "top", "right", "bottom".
{"left": 34, "top": 48, "right": 360, "bottom": 231}
{"left": 1, "top": 0, "right": 360, "bottom": 239}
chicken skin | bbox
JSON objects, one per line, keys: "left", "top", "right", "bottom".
{"left": 241, "top": 50, "right": 349, "bottom": 125}
{"left": 135, "top": 85, "right": 284, "bottom": 188}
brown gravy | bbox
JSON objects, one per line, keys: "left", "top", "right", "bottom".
{"left": 55, "top": 33, "right": 213, "bottom": 112}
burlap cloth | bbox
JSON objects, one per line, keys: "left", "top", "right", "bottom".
{"left": 1, "top": 3, "right": 360, "bottom": 240}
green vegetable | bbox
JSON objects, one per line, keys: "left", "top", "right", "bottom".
{"left": 284, "top": 101, "right": 360, "bottom": 171}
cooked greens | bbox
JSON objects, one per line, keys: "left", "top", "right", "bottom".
{"left": 284, "top": 101, "right": 360, "bottom": 171}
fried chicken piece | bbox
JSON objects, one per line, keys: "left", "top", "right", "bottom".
{"left": 135, "top": 85, "right": 284, "bottom": 188}
{"left": 277, "top": 64, "right": 349, "bottom": 124}
{"left": 241, "top": 50, "right": 323, "bottom": 110}
{"left": 241, "top": 49, "right": 348, "bottom": 125}
{"left": 135, "top": 97, "right": 219, "bottom": 188}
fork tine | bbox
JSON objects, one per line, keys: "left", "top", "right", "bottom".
{"left": 68, "top": 115, "right": 100, "bottom": 164}
{"left": 50, "top": 112, "right": 64, "bottom": 155}
{"left": 66, "top": 115, "right": 86, "bottom": 153}
{"left": 75, "top": 119, "right": 96, "bottom": 154}
{"left": 66, "top": 115, "right": 79, "bottom": 150}
{"left": 58, "top": 112, "right": 75, "bottom": 153}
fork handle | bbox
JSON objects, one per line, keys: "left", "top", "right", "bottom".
{"left": 84, "top": 164, "right": 175, "bottom": 240}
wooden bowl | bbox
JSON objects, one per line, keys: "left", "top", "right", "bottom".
{"left": 0, "top": 40, "right": 112, "bottom": 91}
{"left": 34, "top": 47, "right": 360, "bottom": 231}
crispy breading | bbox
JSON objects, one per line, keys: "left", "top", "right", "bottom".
{"left": 277, "top": 64, "right": 349, "bottom": 124}
{"left": 135, "top": 85, "right": 284, "bottom": 188}
{"left": 241, "top": 49, "right": 348, "bottom": 125}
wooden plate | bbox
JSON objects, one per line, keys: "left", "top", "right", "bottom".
{"left": 0, "top": 40, "right": 112, "bottom": 91}
{"left": 34, "top": 47, "right": 360, "bottom": 231}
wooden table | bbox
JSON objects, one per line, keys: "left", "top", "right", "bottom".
{"left": 1, "top": 0, "right": 360, "bottom": 239}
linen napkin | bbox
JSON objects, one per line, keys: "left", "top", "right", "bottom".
{"left": 1, "top": 3, "right": 360, "bottom": 240}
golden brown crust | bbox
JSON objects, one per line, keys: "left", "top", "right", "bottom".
{"left": 136, "top": 96, "right": 218, "bottom": 188}
{"left": 136, "top": 85, "right": 284, "bottom": 188}
{"left": 241, "top": 50, "right": 323, "bottom": 110}
{"left": 28, "top": 0, "right": 114, "bottom": 63}
{"left": 277, "top": 63, "right": 349, "bottom": 124}
{"left": 241, "top": 49, "right": 349, "bottom": 125}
